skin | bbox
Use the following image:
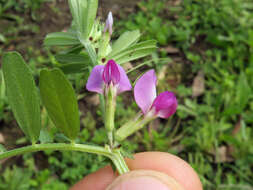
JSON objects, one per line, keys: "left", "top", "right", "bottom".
{"left": 70, "top": 152, "right": 203, "bottom": 190}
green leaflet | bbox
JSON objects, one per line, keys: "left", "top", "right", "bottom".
{"left": 115, "top": 48, "right": 156, "bottom": 65}
{"left": 39, "top": 69, "right": 80, "bottom": 141}
{"left": 68, "top": 0, "right": 87, "bottom": 35}
{"left": 127, "top": 58, "right": 172, "bottom": 74}
{"left": 85, "top": 0, "right": 98, "bottom": 39}
{"left": 108, "top": 30, "right": 141, "bottom": 57}
{"left": 108, "top": 40, "right": 157, "bottom": 64}
{"left": 60, "top": 45, "right": 84, "bottom": 54}
{"left": 58, "top": 63, "right": 89, "bottom": 74}
{"left": 68, "top": 0, "right": 98, "bottom": 39}
{"left": 2, "top": 52, "right": 41, "bottom": 144}
{"left": 67, "top": 0, "right": 98, "bottom": 65}
{"left": 55, "top": 53, "right": 92, "bottom": 74}
{"left": 55, "top": 53, "right": 90, "bottom": 64}
{"left": 44, "top": 32, "right": 80, "bottom": 46}
{"left": 79, "top": 39, "right": 97, "bottom": 65}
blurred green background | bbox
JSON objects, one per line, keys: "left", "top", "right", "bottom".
{"left": 0, "top": 0, "right": 253, "bottom": 189}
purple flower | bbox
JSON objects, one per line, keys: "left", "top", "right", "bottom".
{"left": 86, "top": 60, "right": 131, "bottom": 94}
{"left": 104, "top": 11, "right": 113, "bottom": 35}
{"left": 134, "top": 70, "right": 177, "bottom": 118}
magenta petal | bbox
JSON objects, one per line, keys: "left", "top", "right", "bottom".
{"left": 117, "top": 64, "right": 132, "bottom": 94}
{"left": 134, "top": 70, "right": 157, "bottom": 114}
{"left": 103, "top": 60, "right": 120, "bottom": 85}
{"left": 86, "top": 65, "right": 105, "bottom": 94}
{"left": 152, "top": 91, "right": 177, "bottom": 119}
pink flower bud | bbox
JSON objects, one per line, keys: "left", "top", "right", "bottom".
{"left": 104, "top": 11, "right": 113, "bottom": 35}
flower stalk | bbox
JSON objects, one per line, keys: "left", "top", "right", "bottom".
{"left": 105, "top": 87, "right": 116, "bottom": 147}
{"left": 105, "top": 84, "right": 116, "bottom": 133}
{"left": 115, "top": 114, "right": 155, "bottom": 141}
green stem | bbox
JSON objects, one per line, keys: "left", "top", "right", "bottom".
{"left": 115, "top": 115, "right": 155, "bottom": 141}
{"left": 105, "top": 86, "right": 116, "bottom": 132}
{"left": 99, "top": 94, "right": 105, "bottom": 121}
{"left": 80, "top": 39, "right": 97, "bottom": 66}
{"left": 0, "top": 143, "right": 130, "bottom": 175}
{"left": 0, "top": 143, "right": 111, "bottom": 160}
{"left": 111, "top": 149, "right": 129, "bottom": 174}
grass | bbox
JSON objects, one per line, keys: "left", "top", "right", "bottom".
{"left": 0, "top": 0, "right": 253, "bottom": 189}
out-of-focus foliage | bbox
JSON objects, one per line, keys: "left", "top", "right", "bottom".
{"left": 0, "top": 0, "right": 51, "bottom": 19}
{"left": 117, "top": 0, "right": 253, "bottom": 189}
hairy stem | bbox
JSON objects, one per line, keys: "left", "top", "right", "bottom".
{"left": 0, "top": 143, "right": 111, "bottom": 160}
{"left": 80, "top": 39, "right": 97, "bottom": 66}
{"left": 115, "top": 114, "right": 155, "bottom": 141}
{"left": 111, "top": 149, "right": 129, "bottom": 174}
{"left": 0, "top": 143, "right": 130, "bottom": 175}
{"left": 99, "top": 94, "right": 105, "bottom": 121}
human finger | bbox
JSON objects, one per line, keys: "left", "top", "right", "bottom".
{"left": 70, "top": 151, "right": 202, "bottom": 190}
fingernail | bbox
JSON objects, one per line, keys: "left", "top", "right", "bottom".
{"left": 110, "top": 176, "right": 170, "bottom": 190}
{"left": 106, "top": 170, "right": 185, "bottom": 190}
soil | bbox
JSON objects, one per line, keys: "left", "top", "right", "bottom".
{"left": 0, "top": 0, "right": 139, "bottom": 54}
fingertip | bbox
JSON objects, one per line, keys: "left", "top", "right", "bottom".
{"left": 126, "top": 152, "right": 202, "bottom": 190}
{"left": 70, "top": 166, "right": 116, "bottom": 190}
{"left": 106, "top": 170, "right": 185, "bottom": 190}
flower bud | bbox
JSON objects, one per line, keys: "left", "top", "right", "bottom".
{"left": 104, "top": 11, "right": 113, "bottom": 35}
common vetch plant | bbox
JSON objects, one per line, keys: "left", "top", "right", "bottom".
{"left": 0, "top": 0, "right": 177, "bottom": 175}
